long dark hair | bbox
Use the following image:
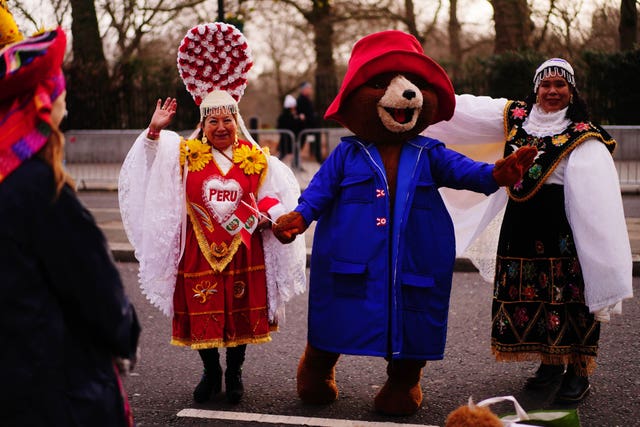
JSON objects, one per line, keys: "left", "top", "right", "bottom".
{"left": 523, "top": 86, "right": 590, "bottom": 123}
{"left": 37, "top": 126, "right": 75, "bottom": 197}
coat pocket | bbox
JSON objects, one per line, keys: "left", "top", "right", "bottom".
{"left": 401, "top": 273, "right": 437, "bottom": 312}
{"left": 331, "top": 259, "right": 367, "bottom": 298}
{"left": 401, "top": 273, "right": 449, "bottom": 355}
{"left": 412, "top": 179, "right": 437, "bottom": 210}
{"left": 339, "top": 175, "right": 373, "bottom": 203}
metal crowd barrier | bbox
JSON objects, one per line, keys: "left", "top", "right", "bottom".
{"left": 64, "top": 126, "right": 640, "bottom": 190}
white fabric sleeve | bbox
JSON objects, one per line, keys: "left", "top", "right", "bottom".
{"left": 259, "top": 156, "right": 307, "bottom": 323}
{"left": 429, "top": 94, "right": 510, "bottom": 282}
{"left": 565, "top": 139, "right": 633, "bottom": 315}
{"left": 423, "top": 94, "right": 509, "bottom": 146}
{"left": 118, "top": 130, "right": 184, "bottom": 316}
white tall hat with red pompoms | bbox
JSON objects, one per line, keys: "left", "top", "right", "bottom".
{"left": 177, "top": 22, "right": 253, "bottom": 119}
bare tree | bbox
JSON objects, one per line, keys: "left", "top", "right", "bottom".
{"left": 619, "top": 0, "right": 638, "bottom": 50}
{"left": 531, "top": 0, "right": 556, "bottom": 51}
{"left": 552, "top": 0, "right": 588, "bottom": 57}
{"left": 261, "top": 0, "right": 335, "bottom": 123}
{"left": 66, "top": 0, "right": 111, "bottom": 128}
{"left": 251, "top": 0, "right": 416, "bottom": 124}
{"left": 448, "top": 0, "right": 462, "bottom": 79}
{"left": 99, "top": 0, "right": 207, "bottom": 66}
{"left": 587, "top": 3, "right": 620, "bottom": 52}
{"left": 490, "top": 0, "right": 534, "bottom": 52}
{"left": 10, "top": 0, "right": 69, "bottom": 28}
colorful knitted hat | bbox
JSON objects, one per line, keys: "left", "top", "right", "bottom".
{"left": 177, "top": 22, "right": 253, "bottom": 120}
{"left": 0, "top": 0, "right": 23, "bottom": 49}
{"left": 325, "top": 30, "right": 455, "bottom": 126}
{"left": 0, "top": 26, "right": 67, "bottom": 182}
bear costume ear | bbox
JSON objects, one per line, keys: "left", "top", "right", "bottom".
{"left": 325, "top": 30, "right": 455, "bottom": 127}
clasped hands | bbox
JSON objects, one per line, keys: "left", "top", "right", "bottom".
{"left": 272, "top": 211, "right": 307, "bottom": 244}
{"left": 492, "top": 145, "right": 537, "bottom": 187}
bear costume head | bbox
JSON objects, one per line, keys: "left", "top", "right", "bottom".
{"left": 325, "top": 30, "right": 454, "bottom": 145}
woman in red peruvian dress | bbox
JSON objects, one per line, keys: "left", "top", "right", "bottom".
{"left": 119, "top": 22, "right": 306, "bottom": 405}
{"left": 120, "top": 90, "right": 306, "bottom": 404}
{"left": 173, "top": 97, "right": 281, "bottom": 404}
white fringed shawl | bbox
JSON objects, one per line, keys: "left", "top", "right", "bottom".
{"left": 118, "top": 130, "right": 307, "bottom": 322}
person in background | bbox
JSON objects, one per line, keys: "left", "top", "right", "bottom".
{"left": 0, "top": 6, "right": 140, "bottom": 426}
{"left": 425, "top": 58, "right": 633, "bottom": 404}
{"left": 296, "top": 81, "right": 321, "bottom": 161}
{"left": 277, "top": 94, "right": 303, "bottom": 160}
{"left": 119, "top": 22, "right": 306, "bottom": 405}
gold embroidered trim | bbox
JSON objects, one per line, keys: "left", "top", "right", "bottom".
{"left": 179, "top": 264, "right": 266, "bottom": 278}
{"left": 502, "top": 101, "right": 617, "bottom": 202}
{"left": 502, "top": 100, "right": 515, "bottom": 138}
{"left": 173, "top": 306, "right": 269, "bottom": 316}
{"left": 507, "top": 131, "right": 610, "bottom": 202}
{"left": 170, "top": 334, "right": 272, "bottom": 349}
{"left": 186, "top": 202, "right": 242, "bottom": 272}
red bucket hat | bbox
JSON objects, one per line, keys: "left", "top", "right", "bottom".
{"left": 325, "top": 30, "right": 455, "bottom": 126}
{"left": 0, "top": 27, "right": 67, "bottom": 182}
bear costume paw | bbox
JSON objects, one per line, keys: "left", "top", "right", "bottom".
{"left": 296, "top": 343, "right": 340, "bottom": 404}
{"left": 373, "top": 359, "right": 426, "bottom": 416}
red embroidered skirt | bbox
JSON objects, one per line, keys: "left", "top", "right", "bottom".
{"left": 171, "top": 229, "right": 275, "bottom": 349}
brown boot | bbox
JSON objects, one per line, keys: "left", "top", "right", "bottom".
{"left": 374, "top": 359, "right": 426, "bottom": 416}
{"left": 296, "top": 343, "right": 340, "bottom": 404}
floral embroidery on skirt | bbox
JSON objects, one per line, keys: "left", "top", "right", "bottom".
{"left": 492, "top": 184, "right": 599, "bottom": 375}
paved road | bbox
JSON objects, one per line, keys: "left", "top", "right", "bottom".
{"left": 114, "top": 261, "right": 639, "bottom": 427}
{"left": 77, "top": 191, "right": 640, "bottom": 426}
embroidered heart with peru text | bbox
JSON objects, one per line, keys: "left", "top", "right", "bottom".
{"left": 202, "top": 177, "right": 243, "bottom": 224}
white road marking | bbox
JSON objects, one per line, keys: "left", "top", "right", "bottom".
{"left": 177, "top": 409, "right": 438, "bottom": 426}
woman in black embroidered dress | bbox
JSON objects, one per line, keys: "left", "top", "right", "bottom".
{"left": 425, "top": 58, "right": 633, "bottom": 404}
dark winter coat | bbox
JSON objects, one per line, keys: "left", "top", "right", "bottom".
{"left": 0, "top": 157, "right": 140, "bottom": 426}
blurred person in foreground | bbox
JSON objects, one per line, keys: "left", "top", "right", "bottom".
{"left": 425, "top": 57, "right": 633, "bottom": 404}
{"left": 0, "top": 4, "right": 140, "bottom": 426}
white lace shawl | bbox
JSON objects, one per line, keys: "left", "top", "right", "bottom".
{"left": 118, "top": 130, "right": 307, "bottom": 321}
{"left": 424, "top": 95, "right": 633, "bottom": 319}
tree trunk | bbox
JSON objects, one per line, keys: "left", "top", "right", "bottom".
{"left": 490, "top": 0, "right": 534, "bottom": 53}
{"left": 67, "top": 0, "right": 111, "bottom": 128}
{"left": 218, "top": 0, "right": 225, "bottom": 22}
{"left": 310, "top": 0, "right": 338, "bottom": 126}
{"left": 619, "top": 0, "right": 638, "bottom": 51}
{"left": 448, "top": 0, "right": 462, "bottom": 80}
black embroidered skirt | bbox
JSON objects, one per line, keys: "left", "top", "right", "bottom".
{"left": 492, "top": 184, "right": 599, "bottom": 375}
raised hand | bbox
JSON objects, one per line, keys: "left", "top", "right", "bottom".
{"left": 147, "top": 97, "right": 177, "bottom": 138}
{"left": 492, "top": 145, "right": 538, "bottom": 187}
{"left": 272, "top": 211, "right": 307, "bottom": 244}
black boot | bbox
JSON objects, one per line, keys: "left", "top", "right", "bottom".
{"left": 555, "top": 364, "right": 590, "bottom": 403}
{"left": 525, "top": 363, "right": 565, "bottom": 390}
{"left": 225, "top": 345, "right": 246, "bottom": 404}
{"left": 193, "top": 348, "right": 222, "bottom": 403}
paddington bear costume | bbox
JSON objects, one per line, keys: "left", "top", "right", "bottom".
{"left": 273, "top": 30, "right": 536, "bottom": 416}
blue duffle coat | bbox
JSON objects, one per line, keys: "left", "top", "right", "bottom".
{"left": 295, "top": 135, "right": 499, "bottom": 360}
